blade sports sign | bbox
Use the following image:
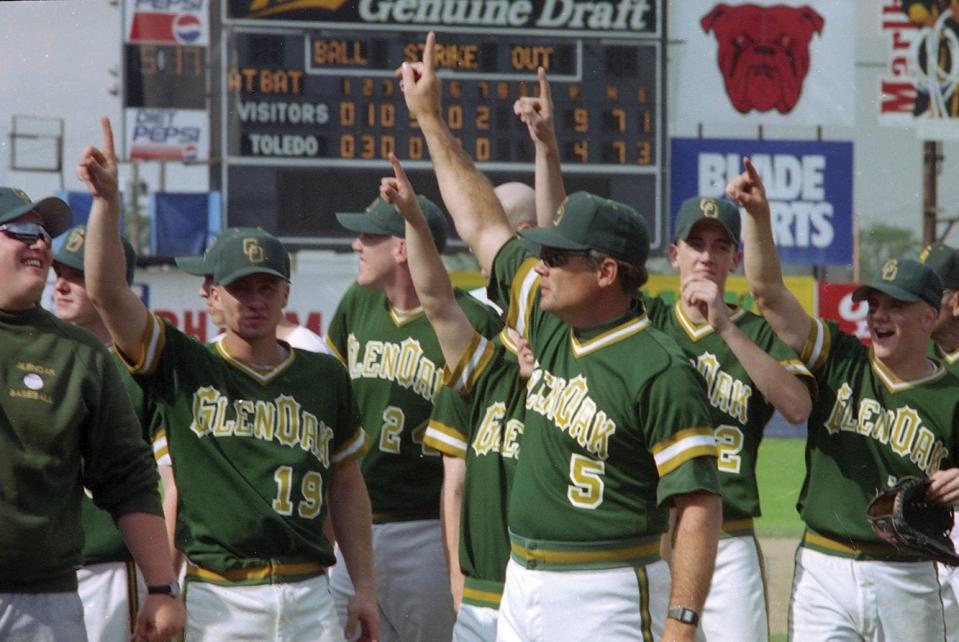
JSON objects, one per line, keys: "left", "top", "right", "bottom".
{"left": 122, "top": 0, "right": 210, "bottom": 161}
{"left": 670, "top": 1, "right": 854, "bottom": 129}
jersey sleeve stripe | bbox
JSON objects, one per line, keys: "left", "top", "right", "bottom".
{"left": 799, "top": 317, "right": 830, "bottom": 372}
{"left": 651, "top": 428, "right": 718, "bottom": 476}
{"left": 505, "top": 257, "right": 540, "bottom": 338}
{"left": 443, "top": 332, "right": 485, "bottom": 393}
{"left": 424, "top": 421, "right": 468, "bottom": 458}
{"left": 151, "top": 428, "right": 172, "bottom": 466}
{"left": 332, "top": 428, "right": 369, "bottom": 465}
{"left": 324, "top": 336, "right": 346, "bottom": 364}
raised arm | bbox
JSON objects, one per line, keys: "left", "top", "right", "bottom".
{"left": 727, "top": 157, "right": 810, "bottom": 354}
{"left": 79, "top": 117, "right": 151, "bottom": 360}
{"left": 380, "top": 153, "right": 475, "bottom": 367}
{"left": 398, "top": 32, "right": 512, "bottom": 273}
{"left": 681, "top": 277, "right": 812, "bottom": 424}
{"left": 513, "top": 67, "right": 567, "bottom": 228}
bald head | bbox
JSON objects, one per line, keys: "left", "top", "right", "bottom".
{"left": 494, "top": 182, "right": 536, "bottom": 231}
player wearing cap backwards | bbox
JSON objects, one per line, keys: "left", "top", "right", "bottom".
{"left": 515, "top": 65, "right": 813, "bottom": 641}
{"left": 401, "top": 32, "right": 722, "bottom": 641}
{"left": 918, "top": 241, "right": 959, "bottom": 638}
{"left": 80, "top": 118, "right": 378, "bottom": 641}
{"left": 325, "top": 183, "right": 502, "bottom": 642}
{"left": 52, "top": 225, "right": 169, "bottom": 642}
{"left": 0, "top": 187, "right": 185, "bottom": 642}
{"left": 731, "top": 157, "right": 959, "bottom": 641}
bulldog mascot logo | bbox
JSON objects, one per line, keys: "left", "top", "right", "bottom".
{"left": 702, "top": 3, "right": 824, "bottom": 114}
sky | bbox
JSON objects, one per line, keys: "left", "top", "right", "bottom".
{"left": 1, "top": 0, "right": 957, "bottom": 254}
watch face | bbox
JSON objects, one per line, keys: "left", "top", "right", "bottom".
{"left": 149, "top": 581, "right": 181, "bottom": 598}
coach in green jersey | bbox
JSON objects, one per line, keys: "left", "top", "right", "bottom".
{"left": 401, "top": 32, "right": 722, "bottom": 642}
{"left": 80, "top": 118, "right": 378, "bottom": 641}
{"left": 0, "top": 186, "right": 184, "bottom": 641}
{"left": 326, "top": 187, "right": 502, "bottom": 642}
{"left": 920, "top": 241, "right": 959, "bottom": 373}
{"left": 732, "top": 158, "right": 959, "bottom": 641}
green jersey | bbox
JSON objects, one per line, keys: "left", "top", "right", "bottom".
{"left": 80, "top": 353, "right": 160, "bottom": 565}
{"left": 325, "top": 282, "right": 502, "bottom": 520}
{"left": 127, "top": 315, "right": 368, "bottom": 583}
{"left": 642, "top": 295, "right": 813, "bottom": 522}
{"left": 800, "top": 318, "right": 959, "bottom": 559}
{"left": 489, "top": 240, "right": 720, "bottom": 570}
{"left": 0, "top": 306, "right": 161, "bottom": 592}
{"left": 424, "top": 329, "right": 525, "bottom": 608}
{"left": 930, "top": 341, "right": 959, "bottom": 376}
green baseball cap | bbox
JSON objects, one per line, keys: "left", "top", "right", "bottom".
{"left": 520, "top": 191, "right": 649, "bottom": 265}
{"left": 211, "top": 229, "right": 291, "bottom": 286}
{"left": 53, "top": 225, "right": 137, "bottom": 285}
{"left": 0, "top": 187, "right": 71, "bottom": 238}
{"left": 175, "top": 227, "right": 262, "bottom": 276}
{"left": 336, "top": 196, "right": 449, "bottom": 252}
{"left": 673, "top": 196, "right": 741, "bottom": 245}
{"left": 852, "top": 258, "right": 944, "bottom": 310}
{"left": 919, "top": 242, "right": 959, "bottom": 291}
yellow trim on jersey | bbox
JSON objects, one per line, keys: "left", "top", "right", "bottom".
{"left": 870, "top": 350, "right": 947, "bottom": 394}
{"left": 444, "top": 333, "right": 495, "bottom": 395}
{"left": 213, "top": 337, "right": 296, "bottom": 385}
{"left": 324, "top": 335, "right": 346, "bottom": 364}
{"left": 424, "top": 420, "right": 468, "bottom": 458}
{"left": 186, "top": 560, "right": 326, "bottom": 584}
{"left": 509, "top": 534, "right": 661, "bottom": 569}
{"left": 570, "top": 315, "right": 651, "bottom": 358}
{"left": 673, "top": 301, "right": 747, "bottom": 342}
{"left": 800, "top": 317, "right": 829, "bottom": 372}
{"left": 151, "top": 428, "right": 171, "bottom": 466}
{"left": 121, "top": 314, "right": 166, "bottom": 375}
{"left": 936, "top": 343, "right": 959, "bottom": 365}
{"left": 389, "top": 305, "right": 425, "bottom": 327}
{"left": 505, "top": 257, "right": 541, "bottom": 339}
{"left": 651, "top": 427, "right": 718, "bottom": 476}
{"left": 499, "top": 327, "right": 519, "bottom": 356}
{"left": 462, "top": 579, "right": 504, "bottom": 608}
{"left": 720, "top": 518, "right": 755, "bottom": 536}
{"left": 332, "top": 428, "right": 369, "bottom": 466}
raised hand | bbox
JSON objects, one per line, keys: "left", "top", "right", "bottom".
{"left": 380, "top": 153, "right": 423, "bottom": 223}
{"left": 681, "top": 276, "right": 731, "bottom": 333}
{"left": 397, "top": 31, "right": 442, "bottom": 123}
{"left": 76, "top": 117, "right": 119, "bottom": 202}
{"left": 725, "top": 157, "right": 769, "bottom": 219}
{"left": 513, "top": 67, "right": 557, "bottom": 149}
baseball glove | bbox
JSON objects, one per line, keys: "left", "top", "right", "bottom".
{"left": 865, "top": 476, "right": 959, "bottom": 566}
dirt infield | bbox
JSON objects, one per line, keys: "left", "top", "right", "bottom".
{"left": 761, "top": 537, "right": 799, "bottom": 637}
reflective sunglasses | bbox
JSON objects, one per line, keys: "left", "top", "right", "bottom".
{"left": 539, "top": 245, "right": 591, "bottom": 268}
{"left": 0, "top": 222, "right": 53, "bottom": 248}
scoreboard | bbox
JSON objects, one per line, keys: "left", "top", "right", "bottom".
{"left": 221, "top": 0, "right": 665, "bottom": 249}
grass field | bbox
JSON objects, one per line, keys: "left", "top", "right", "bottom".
{"left": 755, "top": 437, "right": 806, "bottom": 538}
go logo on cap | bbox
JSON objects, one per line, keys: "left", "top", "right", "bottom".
{"left": 243, "top": 238, "right": 265, "bottom": 263}
{"left": 881, "top": 259, "right": 898, "bottom": 282}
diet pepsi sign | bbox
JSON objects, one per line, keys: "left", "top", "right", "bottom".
{"left": 125, "top": 108, "right": 209, "bottom": 161}
{"left": 671, "top": 137, "right": 853, "bottom": 266}
{"left": 125, "top": 0, "right": 208, "bottom": 45}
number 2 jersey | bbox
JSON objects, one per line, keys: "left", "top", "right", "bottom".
{"left": 325, "top": 282, "right": 503, "bottom": 522}
{"left": 800, "top": 318, "right": 959, "bottom": 557}
{"left": 489, "top": 240, "right": 720, "bottom": 569}
{"left": 424, "top": 329, "right": 526, "bottom": 607}
{"left": 126, "top": 315, "right": 368, "bottom": 580}
{"left": 641, "top": 295, "right": 813, "bottom": 523}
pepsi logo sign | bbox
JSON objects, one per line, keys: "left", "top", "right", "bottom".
{"left": 173, "top": 14, "right": 202, "bottom": 44}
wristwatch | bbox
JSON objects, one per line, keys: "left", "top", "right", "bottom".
{"left": 147, "top": 580, "right": 181, "bottom": 598}
{"left": 667, "top": 607, "right": 700, "bottom": 626}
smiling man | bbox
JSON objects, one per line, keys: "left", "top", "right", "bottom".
{"left": 80, "top": 118, "right": 378, "bottom": 642}
{"left": 730, "top": 158, "right": 959, "bottom": 641}
{"left": 0, "top": 189, "right": 184, "bottom": 642}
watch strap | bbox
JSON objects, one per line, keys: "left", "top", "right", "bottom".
{"left": 667, "top": 607, "right": 700, "bottom": 626}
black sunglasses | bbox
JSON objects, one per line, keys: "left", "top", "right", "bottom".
{"left": 0, "top": 222, "right": 52, "bottom": 248}
{"left": 539, "top": 246, "right": 591, "bottom": 268}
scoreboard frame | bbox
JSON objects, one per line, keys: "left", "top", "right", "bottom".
{"left": 217, "top": 0, "right": 666, "bottom": 251}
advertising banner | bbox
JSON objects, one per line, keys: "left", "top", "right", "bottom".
{"left": 670, "top": 0, "right": 855, "bottom": 128}
{"left": 125, "top": 0, "right": 209, "bottom": 45}
{"left": 879, "top": 0, "right": 959, "bottom": 140}
{"left": 671, "top": 137, "right": 854, "bottom": 266}
{"left": 124, "top": 108, "right": 209, "bottom": 161}
{"left": 818, "top": 281, "right": 869, "bottom": 342}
